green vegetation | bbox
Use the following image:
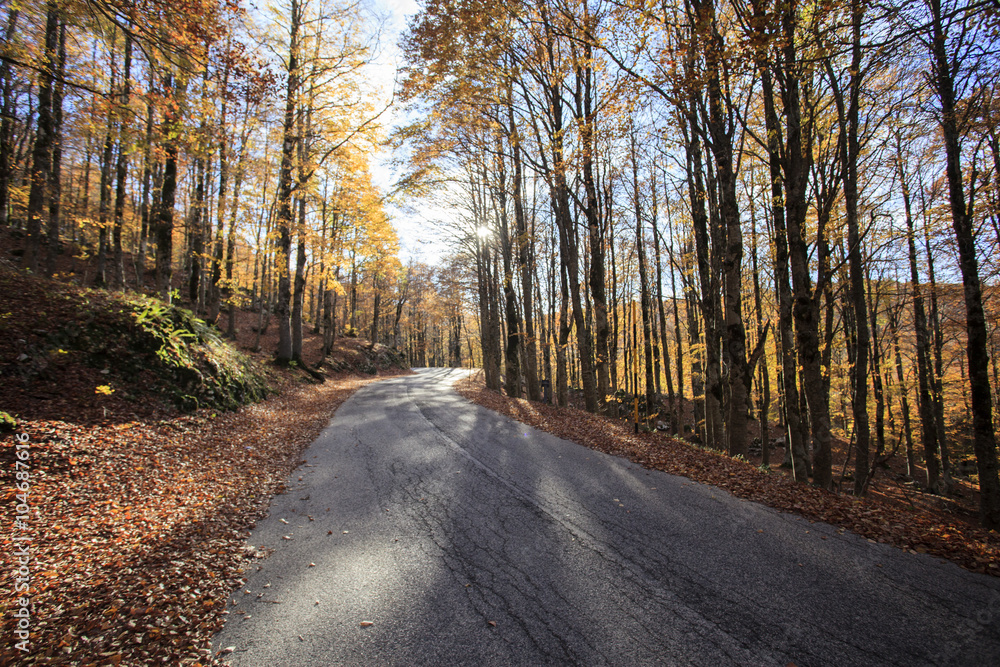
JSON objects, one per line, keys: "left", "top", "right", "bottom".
{"left": 2, "top": 265, "right": 271, "bottom": 414}
{"left": 58, "top": 293, "right": 272, "bottom": 411}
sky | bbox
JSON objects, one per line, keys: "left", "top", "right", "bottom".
{"left": 367, "top": 0, "right": 453, "bottom": 266}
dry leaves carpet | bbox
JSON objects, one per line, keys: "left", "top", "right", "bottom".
{"left": 455, "top": 373, "right": 1000, "bottom": 579}
{"left": 0, "top": 369, "right": 409, "bottom": 666}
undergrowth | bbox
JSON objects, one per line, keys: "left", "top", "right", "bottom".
{"left": 2, "top": 264, "right": 272, "bottom": 413}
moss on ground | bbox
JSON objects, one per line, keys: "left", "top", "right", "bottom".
{"left": 1, "top": 264, "right": 272, "bottom": 415}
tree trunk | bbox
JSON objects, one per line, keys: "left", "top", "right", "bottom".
{"left": 111, "top": 32, "right": 132, "bottom": 288}
{"left": 666, "top": 205, "right": 686, "bottom": 435}
{"left": 780, "top": 0, "right": 830, "bottom": 487}
{"left": 653, "top": 181, "right": 674, "bottom": 427}
{"left": 94, "top": 129, "right": 113, "bottom": 286}
{"left": 890, "top": 307, "right": 917, "bottom": 477}
{"left": 370, "top": 274, "right": 381, "bottom": 345}
{"left": 557, "top": 256, "right": 571, "bottom": 407}
{"left": 274, "top": 0, "right": 300, "bottom": 364}
{"left": 188, "top": 153, "right": 206, "bottom": 304}
{"left": 136, "top": 88, "right": 155, "bottom": 288}
{"left": 493, "top": 140, "right": 522, "bottom": 399}
{"left": 631, "top": 132, "right": 655, "bottom": 417}
{"left": 155, "top": 74, "right": 179, "bottom": 303}
{"left": 922, "top": 212, "right": 951, "bottom": 487}
{"left": 210, "top": 62, "right": 230, "bottom": 322}
{"left": 509, "top": 99, "right": 539, "bottom": 401}
{"left": 45, "top": 21, "right": 67, "bottom": 278}
{"left": 538, "top": 8, "right": 597, "bottom": 412}
{"left": 225, "top": 122, "right": 246, "bottom": 339}
{"left": 291, "top": 197, "right": 307, "bottom": 362}
{"left": 22, "top": 3, "right": 59, "bottom": 274}
{"left": 750, "top": 190, "right": 771, "bottom": 466}
{"left": 927, "top": 0, "right": 1000, "bottom": 528}
{"left": 834, "top": 1, "right": 871, "bottom": 494}
{"left": 899, "top": 143, "right": 941, "bottom": 489}
{"left": 692, "top": 0, "right": 751, "bottom": 457}
{"left": 576, "top": 54, "right": 611, "bottom": 414}
{"left": 686, "top": 264, "right": 705, "bottom": 443}
{"left": 681, "top": 99, "right": 722, "bottom": 451}
{"left": 868, "top": 274, "right": 887, "bottom": 465}
{"left": 0, "top": 9, "right": 19, "bottom": 227}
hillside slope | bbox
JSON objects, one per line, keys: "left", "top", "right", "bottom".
{"left": 0, "top": 262, "right": 272, "bottom": 425}
{"left": 0, "top": 262, "right": 408, "bottom": 427}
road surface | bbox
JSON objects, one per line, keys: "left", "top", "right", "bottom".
{"left": 213, "top": 368, "right": 1000, "bottom": 666}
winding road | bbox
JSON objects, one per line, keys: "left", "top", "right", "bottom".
{"left": 213, "top": 368, "right": 1000, "bottom": 666}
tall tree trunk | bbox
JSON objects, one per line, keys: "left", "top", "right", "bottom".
{"left": 188, "top": 154, "right": 206, "bottom": 304}
{"left": 609, "top": 213, "right": 619, "bottom": 391}
{"left": 45, "top": 21, "right": 67, "bottom": 277}
{"left": 576, "top": 52, "right": 611, "bottom": 414}
{"left": 653, "top": 182, "right": 674, "bottom": 425}
{"left": 899, "top": 143, "right": 941, "bottom": 489}
{"left": 509, "top": 98, "right": 539, "bottom": 401}
{"left": 666, "top": 203, "right": 686, "bottom": 435}
{"left": 685, "top": 254, "right": 705, "bottom": 443}
{"left": 631, "top": 132, "right": 655, "bottom": 417}
{"left": 136, "top": 88, "right": 155, "bottom": 288}
{"left": 750, "top": 190, "right": 771, "bottom": 466}
{"left": 680, "top": 100, "right": 722, "bottom": 451}
{"left": 155, "top": 145, "right": 178, "bottom": 301}
{"left": 274, "top": 0, "right": 300, "bottom": 364}
{"left": 539, "top": 8, "right": 597, "bottom": 412}
{"left": 890, "top": 307, "right": 917, "bottom": 477}
{"left": 0, "top": 9, "right": 19, "bottom": 227}
{"left": 155, "top": 72, "right": 181, "bottom": 303}
{"left": 22, "top": 2, "right": 59, "bottom": 273}
{"left": 314, "top": 185, "right": 328, "bottom": 337}
{"left": 210, "top": 60, "right": 230, "bottom": 322}
{"left": 832, "top": 1, "right": 871, "bottom": 494}
{"left": 111, "top": 32, "right": 132, "bottom": 288}
{"left": 370, "top": 274, "right": 381, "bottom": 345}
{"left": 225, "top": 117, "right": 247, "bottom": 339}
{"left": 927, "top": 0, "right": 1000, "bottom": 528}
{"left": 291, "top": 197, "right": 306, "bottom": 362}
{"left": 557, "top": 255, "right": 571, "bottom": 407}
{"left": 780, "top": 0, "right": 830, "bottom": 487}
{"left": 868, "top": 274, "right": 887, "bottom": 465}
{"left": 94, "top": 129, "right": 114, "bottom": 286}
{"left": 752, "top": 20, "right": 808, "bottom": 478}
{"left": 493, "top": 142, "right": 522, "bottom": 398}
{"left": 692, "top": 0, "right": 751, "bottom": 456}
{"left": 923, "top": 210, "right": 951, "bottom": 487}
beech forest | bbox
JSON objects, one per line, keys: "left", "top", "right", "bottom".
{"left": 3, "top": 0, "right": 1000, "bottom": 533}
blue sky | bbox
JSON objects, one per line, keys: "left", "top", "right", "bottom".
{"left": 368, "top": 0, "right": 452, "bottom": 265}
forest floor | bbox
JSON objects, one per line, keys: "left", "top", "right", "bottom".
{"left": 0, "top": 266, "right": 412, "bottom": 665}
{"left": 455, "top": 372, "right": 1000, "bottom": 580}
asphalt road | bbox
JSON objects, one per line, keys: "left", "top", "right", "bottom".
{"left": 212, "top": 367, "right": 1000, "bottom": 666}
